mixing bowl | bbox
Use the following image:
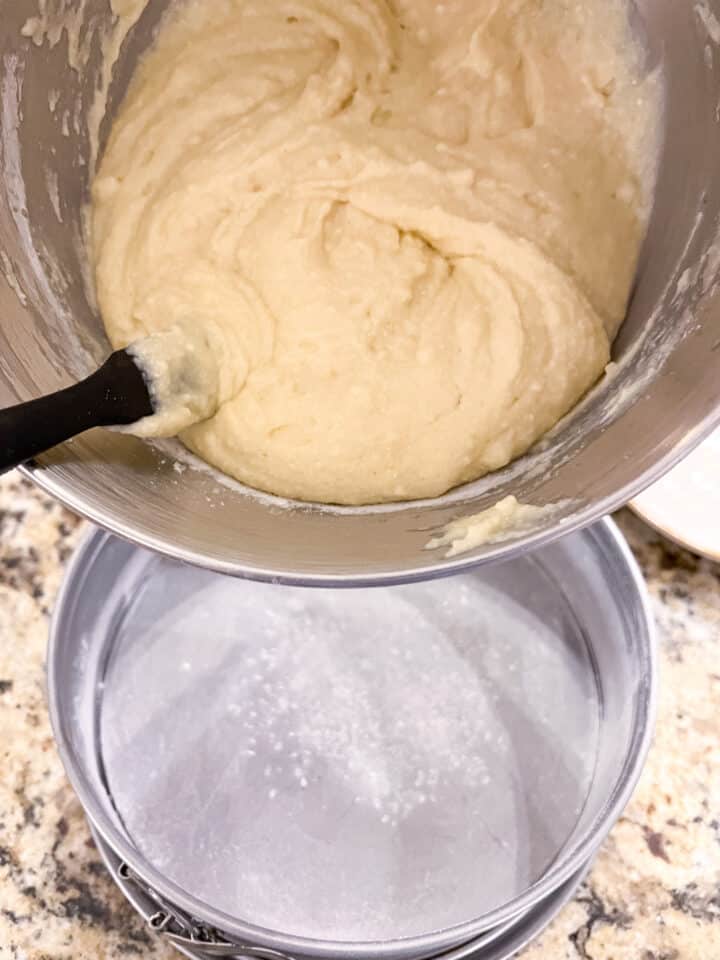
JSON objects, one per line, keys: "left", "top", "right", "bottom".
{"left": 1, "top": 0, "right": 720, "bottom": 584}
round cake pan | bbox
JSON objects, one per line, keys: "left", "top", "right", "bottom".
{"left": 47, "top": 519, "right": 655, "bottom": 960}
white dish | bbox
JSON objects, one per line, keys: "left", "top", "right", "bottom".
{"left": 631, "top": 427, "right": 720, "bottom": 561}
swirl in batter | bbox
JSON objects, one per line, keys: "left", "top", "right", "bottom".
{"left": 92, "top": 0, "right": 661, "bottom": 505}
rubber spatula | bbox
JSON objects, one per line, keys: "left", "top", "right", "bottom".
{"left": 0, "top": 349, "right": 154, "bottom": 475}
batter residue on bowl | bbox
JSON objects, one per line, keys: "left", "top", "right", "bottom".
{"left": 92, "top": 0, "right": 662, "bottom": 505}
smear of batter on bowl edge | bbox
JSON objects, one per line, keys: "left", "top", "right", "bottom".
{"left": 91, "top": 0, "right": 662, "bottom": 506}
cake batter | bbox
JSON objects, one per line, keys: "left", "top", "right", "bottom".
{"left": 92, "top": 0, "right": 661, "bottom": 505}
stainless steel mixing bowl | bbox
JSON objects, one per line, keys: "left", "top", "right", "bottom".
{"left": 1, "top": 0, "right": 719, "bottom": 584}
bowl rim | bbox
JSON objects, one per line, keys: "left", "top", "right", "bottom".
{"left": 22, "top": 407, "right": 720, "bottom": 587}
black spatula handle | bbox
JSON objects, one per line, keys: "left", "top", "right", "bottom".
{"left": 0, "top": 349, "right": 154, "bottom": 475}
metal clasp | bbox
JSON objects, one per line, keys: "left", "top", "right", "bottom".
{"left": 117, "top": 861, "right": 296, "bottom": 960}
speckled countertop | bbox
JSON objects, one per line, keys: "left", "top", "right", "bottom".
{"left": 0, "top": 471, "right": 718, "bottom": 960}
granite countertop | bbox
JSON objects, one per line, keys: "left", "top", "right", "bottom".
{"left": 0, "top": 471, "right": 718, "bottom": 960}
